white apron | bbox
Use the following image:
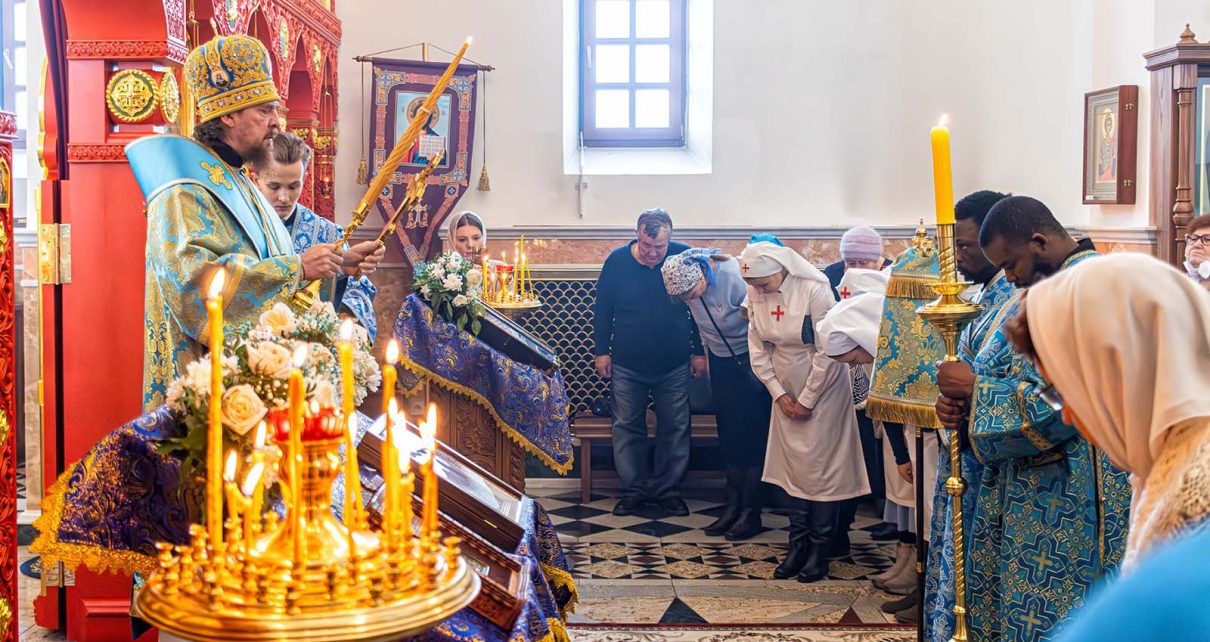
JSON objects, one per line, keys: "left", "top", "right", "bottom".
{"left": 881, "top": 423, "right": 939, "bottom": 539}
{"left": 746, "top": 275, "right": 870, "bottom": 502}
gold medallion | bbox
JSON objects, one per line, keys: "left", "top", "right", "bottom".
{"left": 159, "top": 72, "right": 181, "bottom": 125}
{"left": 201, "top": 161, "right": 233, "bottom": 190}
{"left": 106, "top": 69, "right": 159, "bottom": 123}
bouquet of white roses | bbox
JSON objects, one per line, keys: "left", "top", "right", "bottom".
{"left": 159, "top": 301, "right": 381, "bottom": 482}
{"left": 411, "top": 251, "right": 487, "bottom": 335}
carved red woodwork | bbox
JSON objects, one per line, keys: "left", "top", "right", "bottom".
{"left": 0, "top": 110, "right": 19, "bottom": 642}
{"left": 37, "top": 1, "right": 341, "bottom": 639}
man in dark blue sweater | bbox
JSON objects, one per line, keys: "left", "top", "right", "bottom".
{"left": 593, "top": 209, "right": 706, "bottom": 517}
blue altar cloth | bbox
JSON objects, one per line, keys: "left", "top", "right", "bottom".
{"left": 393, "top": 295, "right": 574, "bottom": 474}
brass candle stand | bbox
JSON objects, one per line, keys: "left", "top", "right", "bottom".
{"left": 134, "top": 434, "right": 480, "bottom": 641}
{"left": 914, "top": 222, "right": 983, "bottom": 642}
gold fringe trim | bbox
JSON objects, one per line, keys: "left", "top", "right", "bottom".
{"left": 31, "top": 467, "right": 159, "bottom": 577}
{"left": 885, "top": 275, "right": 940, "bottom": 300}
{"left": 544, "top": 617, "right": 571, "bottom": 642}
{"left": 540, "top": 561, "right": 579, "bottom": 617}
{"left": 865, "top": 397, "right": 943, "bottom": 430}
{"left": 397, "top": 358, "right": 574, "bottom": 475}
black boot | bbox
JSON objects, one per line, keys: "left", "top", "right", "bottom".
{"left": 828, "top": 500, "right": 854, "bottom": 559}
{"left": 797, "top": 500, "right": 839, "bottom": 583}
{"left": 773, "top": 500, "right": 810, "bottom": 579}
{"left": 725, "top": 466, "right": 763, "bottom": 541}
{"left": 704, "top": 466, "right": 743, "bottom": 537}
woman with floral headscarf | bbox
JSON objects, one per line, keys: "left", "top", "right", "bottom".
{"left": 662, "top": 248, "right": 772, "bottom": 541}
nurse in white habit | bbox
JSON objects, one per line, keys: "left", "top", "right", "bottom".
{"left": 739, "top": 241, "right": 869, "bottom": 583}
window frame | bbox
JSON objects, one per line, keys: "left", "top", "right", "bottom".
{"left": 580, "top": 0, "right": 686, "bottom": 148}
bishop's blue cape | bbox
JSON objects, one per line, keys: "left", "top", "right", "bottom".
{"left": 285, "top": 204, "right": 378, "bottom": 341}
{"left": 943, "top": 244, "right": 1130, "bottom": 642}
{"left": 127, "top": 134, "right": 300, "bottom": 411}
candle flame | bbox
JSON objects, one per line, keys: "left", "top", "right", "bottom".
{"left": 388, "top": 397, "right": 399, "bottom": 417}
{"left": 385, "top": 339, "right": 400, "bottom": 365}
{"left": 310, "top": 399, "right": 320, "bottom": 415}
{"left": 240, "top": 461, "right": 265, "bottom": 496}
{"left": 207, "top": 269, "right": 226, "bottom": 300}
{"left": 224, "top": 450, "right": 238, "bottom": 482}
{"left": 340, "top": 318, "right": 354, "bottom": 342}
{"left": 254, "top": 421, "right": 267, "bottom": 448}
{"left": 937, "top": 114, "right": 949, "bottom": 128}
{"left": 426, "top": 403, "right": 437, "bottom": 430}
{"left": 466, "top": 35, "right": 474, "bottom": 46}
{"left": 392, "top": 420, "right": 411, "bottom": 469}
{"left": 292, "top": 344, "right": 309, "bottom": 368}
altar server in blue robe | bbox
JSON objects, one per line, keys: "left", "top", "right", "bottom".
{"left": 252, "top": 131, "right": 382, "bottom": 340}
{"left": 934, "top": 196, "right": 1130, "bottom": 642}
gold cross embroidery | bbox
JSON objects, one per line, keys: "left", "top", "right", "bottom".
{"left": 201, "top": 161, "right": 233, "bottom": 190}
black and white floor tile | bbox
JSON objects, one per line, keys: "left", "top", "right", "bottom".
{"left": 532, "top": 485, "right": 913, "bottom": 626}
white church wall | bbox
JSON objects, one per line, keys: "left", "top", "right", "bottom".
{"left": 336, "top": 0, "right": 1163, "bottom": 231}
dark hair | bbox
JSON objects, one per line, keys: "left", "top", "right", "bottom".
{"left": 955, "top": 190, "right": 1010, "bottom": 230}
{"left": 194, "top": 118, "right": 228, "bottom": 151}
{"left": 1188, "top": 214, "right": 1210, "bottom": 236}
{"left": 450, "top": 211, "right": 485, "bottom": 234}
{"left": 637, "top": 208, "right": 673, "bottom": 238}
{"left": 255, "top": 131, "right": 312, "bottom": 172}
{"left": 978, "top": 195, "right": 1069, "bottom": 247}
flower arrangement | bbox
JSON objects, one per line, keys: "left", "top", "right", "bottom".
{"left": 411, "top": 251, "right": 486, "bottom": 335}
{"left": 160, "top": 301, "right": 381, "bottom": 481}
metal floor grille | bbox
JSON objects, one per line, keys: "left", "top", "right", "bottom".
{"left": 517, "top": 279, "right": 606, "bottom": 418}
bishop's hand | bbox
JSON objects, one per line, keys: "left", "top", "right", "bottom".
{"left": 342, "top": 240, "right": 386, "bottom": 276}
{"left": 301, "top": 243, "right": 343, "bottom": 280}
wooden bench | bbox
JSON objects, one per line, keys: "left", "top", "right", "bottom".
{"left": 574, "top": 413, "right": 719, "bottom": 502}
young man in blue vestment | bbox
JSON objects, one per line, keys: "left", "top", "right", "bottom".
{"left": 933, "top": 196, "right": 1130, "bottom": 642}
{"left": 252, "top": 132, "right": 382, "bottom": 341}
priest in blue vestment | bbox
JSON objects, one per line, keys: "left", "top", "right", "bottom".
{"left": 934, "top": 196, "right": 1130, "bottom": 642}
{"left": 252, "top": 131, "right": 381, "bottom": 340}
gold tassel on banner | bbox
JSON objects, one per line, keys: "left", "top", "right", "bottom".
{"left": 356, "top": 157, "right": 368, "bottom": 185}
{"left": 477, "top": 69, "right": 491, "bottom": 191}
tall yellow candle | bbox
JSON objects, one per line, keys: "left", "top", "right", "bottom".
{"left": 247, "top": 421, "right": 267, "bottom": 537}
{"left": 288, "top": 345, "right": 308, "bottom": 565}
{"left": 421, "top": 404, "right": 439, "bottom": 538}
{"left": 382, "top": 339, "right": 400, "bottom": 541}
{"left": 394, "top": 422, "right": 414, "bottom": 541}
{"left": 205, "top": 269, "right": 226, "bottom": 549}
{"left": 930, "top": 115, "right": 955, "bottom": 225}
{"left": 338, "top": 320, "right": 362, "bottom": 529}
{"left": 241, "top": 461, "right": 265, "bottom": 544}
{"left": 223, "top": 450, "right": 243, "bottom": 529}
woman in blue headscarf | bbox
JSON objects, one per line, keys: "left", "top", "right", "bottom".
{"left": 661, "top": 248, "right": 772, "bottom": 541}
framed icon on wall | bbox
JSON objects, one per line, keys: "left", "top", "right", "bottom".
{"left": 1083, "top": 85, "right": 1138, "bottom": 204}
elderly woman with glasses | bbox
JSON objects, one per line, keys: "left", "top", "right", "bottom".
{"left": 1184, "top": 214, "right": 1210, "bottom": 292}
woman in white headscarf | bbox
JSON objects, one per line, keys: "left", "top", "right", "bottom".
{"left": 446, "top": 211, "right": 488, "bottom": 262}
{"left": 1009, "top": 252, "right": 1210, "bottom": 570}
{"left": 739, "top": 241, "right": 870, "bottom": 583}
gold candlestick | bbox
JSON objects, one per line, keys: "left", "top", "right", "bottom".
{"left": 916, "top": 222, "right": 982, "bottom": 642}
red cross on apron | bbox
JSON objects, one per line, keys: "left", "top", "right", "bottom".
{"left": 771, "top": 305, "right": 786, "bottom": 321}
{"left": 839, "top": 287, "right": 852, "bottom": 299}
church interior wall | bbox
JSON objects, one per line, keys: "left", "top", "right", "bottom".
{"left": 335, "top": 0, "right": 1172, "bottom": 241}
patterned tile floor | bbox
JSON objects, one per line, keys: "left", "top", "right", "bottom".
{"left": 532, "top": 485, "right": 913, "bottom": 626}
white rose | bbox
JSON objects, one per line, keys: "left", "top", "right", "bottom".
{"left": 247, "top": 342, "right": 294, "bottom": 379}
{"left": 442, "top": 274, "right": 463, "bottom": 291}
{"left": 221, "top": 384, "right": 268, "bottom": 435}
{"left": 429, "top": 265, "right": 446, "bottom": 280}
{"left": 311, "top": 380, "right": 336, "bottom": 408}
{"left": 452, "top": 294, "right": 469, "bottom": 307}
{"left": 259, "top": 303, "right": 297, "bottom": 335}
{"left": 465, "top": 268, "right": 483, "bottom": 288}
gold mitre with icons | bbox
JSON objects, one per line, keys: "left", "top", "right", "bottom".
{"left": 184, "top": 34, "right": 281, "bottom": 123}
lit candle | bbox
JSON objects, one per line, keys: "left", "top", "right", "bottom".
{"left": 247, "top": 421, "right": 267, "bottom": 537}
{"left": 288, "top": 345, "right": 308, "bottom": 565}
{"left": 395, "top": 421, "right": 415, "bottom": 542}
{"left": 206, "top": 269, "right": 226, "bottom": 549}
{"left": 521, "top": 253, "right": 529, "bottom": 300}
{"left": 337, "top": 320, "right": 360, "bottom": 528}
{"left": 930, "top": 114, "right": 955, "bottom": 226}
{"left": 383, "top": 397, "right": 401, "bottom": 542}
{"left": 223, "top": 450, "right": 243, "bottom": 527}
{"left": 241, "top": 460, "right": 265, "bottom": 544}
{"left": 421, "top": 403, "right": 439, "bottom": 538}
{"left": 517, "top": 236, "right": 525, "bottom": 298}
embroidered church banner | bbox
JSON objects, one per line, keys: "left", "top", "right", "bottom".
{"left": 368, "top": 57, "right": 479, "bottom": 267}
